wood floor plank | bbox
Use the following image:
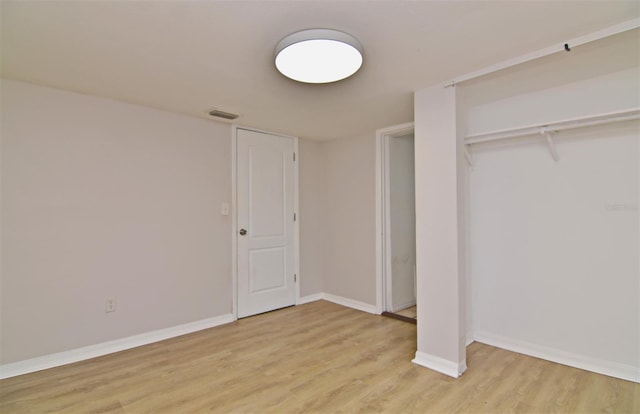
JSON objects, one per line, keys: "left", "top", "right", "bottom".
{"left": 1, "top": 300, "right": 638, "bottom": 413}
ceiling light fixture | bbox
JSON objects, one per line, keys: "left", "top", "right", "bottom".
{"left": 275, "top": 29, "right": 363, "bottom": 84}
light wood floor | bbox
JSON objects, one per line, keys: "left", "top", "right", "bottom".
{"left": 394, "top": 306, "right": 417, "bottom": 319}
{"left": 1, "top": 300, "right": 638, "bottom": 413}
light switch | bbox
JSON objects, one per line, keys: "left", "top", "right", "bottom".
{"left": 221, "top": 202, "right": 230, "bottom": 216}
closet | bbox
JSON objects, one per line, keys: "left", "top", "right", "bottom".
{"left": 458, "top": 28, "right": 639, "bottom": 382}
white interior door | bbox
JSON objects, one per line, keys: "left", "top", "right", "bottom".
{"left": 236, "top": 128, "right": 296, "bottom": 318}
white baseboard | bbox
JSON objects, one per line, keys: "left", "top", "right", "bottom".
{"left": 0, "top": 313, "right": 235, "bottom": 380}
{"left": 297, "top": 292, "right": 378, "bottom": 315}
{"left": 0, "top": 294, "right": 388, "bottom": 380}
{"left": 322, "top": 293, "right": 379, "bottom": 314}
{"left": 298, "top": 293, "right": 323, "bottom": 304}
{"left": 474, "top": 331, "right": 640, "bottom": 383}
{"left": 466, "top": 331, "right": 475, "bottom": 346}
{"left": 390, "top": 299, "right": 416, "bottom": 313}
{"left": 412, "top": 350, "right": 467, "bottom": 378}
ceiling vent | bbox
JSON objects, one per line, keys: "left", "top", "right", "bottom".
{"left": 208, "top": 109, "right": 239, "bottom": 120}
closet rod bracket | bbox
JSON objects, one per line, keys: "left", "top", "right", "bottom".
{"left": 541, "top": 128, "right": 559, "bottom": 162}
{"left": 464, "top": 145, "right": 473, "bottom": 167}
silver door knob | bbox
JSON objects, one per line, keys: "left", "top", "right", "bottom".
{"left": 239, "top": 229, "right": 247, "bottom": 236}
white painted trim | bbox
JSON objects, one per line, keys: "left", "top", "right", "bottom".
{"left": 231, "top": 126, "right": 300, "bottom": 317}
{"left": 465, "top": 154, "right": 474, "bottom": 346}
{"left": 322, "top": 293, "right": 379, "bottom": 315}
{"left": 375, "top": 133, "right": 384, "bottom": 314}
{"left": 231, "top": 126, "right": 238, "bottom": 319}
{"left": 0, "top": 314, "right": 235, "bottom": 380}
{"left": 295, "top": 292, "right": 381, "bottom": 313}
{"left": 376, "top": 122, "right": 416, "bottom": 138}
{"left": 293, "top": 137, "right": 301, "bottom": 305}
{"left": 466, "top": 332, "right": 475, "bottom": 347}
{"left": 232, "top": 125, "right": 298, "bottom": 141}
{"left": 474, "top": 331, "right": 640, "bottom": 384}
{"left": 374, "top": 122, "right": 415, "bottom": 314}
{"left": 449, "top": 18, "right": 639, "bottom": 86}
{"left": 295, "top": 293, "right": 381, "bottom": 313}
{"left": 298, "top": 293, "right": 323, "bottom": 304}
{"left": 383, "top": 136, "right": 393, "bottom": 312}
{"left": 390, "top": 299, "right": 416, "bottom": 314}
{"left": 412, "top": 350, "right": 467, "bottom": 379}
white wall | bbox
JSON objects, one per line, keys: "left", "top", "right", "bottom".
{"left": 460, "top": 30, "right": 640, "bottom": 137}
{"left": 389, "top": 134, "right": 416, "bottom": 311}
{"left": 298, "top": 139, "right": 326, "bottom": 297}
{"left": 460, "top": 29, "right": 639, "bottom": 381}
{"left": 0, "top": 79, "right": 379, "bottom": 369}
{"left": 1, "top": 80, "right": 232, "bottom": 364}
{"left": 413, "top": 84, "right": 467, "bottom": 378}
{"left": 323, "top": 134, "right": 377, "bottom": 305}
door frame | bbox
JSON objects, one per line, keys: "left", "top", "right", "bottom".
{"left": 231, "top": 125, "right": 300, "bottom": 319}
{"left": 375, "top": 122, "right": 415, "bottom": 314}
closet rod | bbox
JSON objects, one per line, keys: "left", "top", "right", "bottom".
{"left": 465, "top": 108, "right": 640, "bottom": 146}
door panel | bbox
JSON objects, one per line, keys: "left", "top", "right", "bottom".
{"left": 249, "top": 247, "right": 286, "bottom": 293}
{"left": 237, "top": 128, "right": 295, "bottom": 318}
{"left": 249, "top": 147, "right": 286, "bottom": 238}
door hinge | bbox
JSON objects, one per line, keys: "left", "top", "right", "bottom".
{"left": 294, "top": 212, "right": 297, "bottom": 222}
{"left": 293, "top": 152, "right": 296, "bottom": 162}
{"left": 294, "top": 274, "right": 297, "bottom": 283}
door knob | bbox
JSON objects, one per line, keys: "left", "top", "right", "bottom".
{"left": 239, "top": 229, "right": 247, "bottom": 236}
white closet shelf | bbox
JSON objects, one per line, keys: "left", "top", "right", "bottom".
{"left": 464, "top": 108, "right": 640, "bottom": 145}
{"left": 463, "top": 108, "right": 640, "bottom": 164}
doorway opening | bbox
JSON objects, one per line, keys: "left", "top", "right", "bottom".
{"left": 375, "top": 122, "right": 416, "bottom": 323}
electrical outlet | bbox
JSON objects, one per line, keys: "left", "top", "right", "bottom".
{"left": 105, "top": 297, "right": 116, "bottom": 313}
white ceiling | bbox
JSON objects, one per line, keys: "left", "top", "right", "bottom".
{"left": 1, "top": 1, "right": 638, "bottom": 140}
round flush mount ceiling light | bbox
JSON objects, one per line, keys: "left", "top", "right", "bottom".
{"left": 275, "top": 29, "right": 363, "bottom": 83}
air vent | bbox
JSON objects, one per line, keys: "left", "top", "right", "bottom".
{"left": 208, "top": 109, "right": 239, "bottom": 120}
